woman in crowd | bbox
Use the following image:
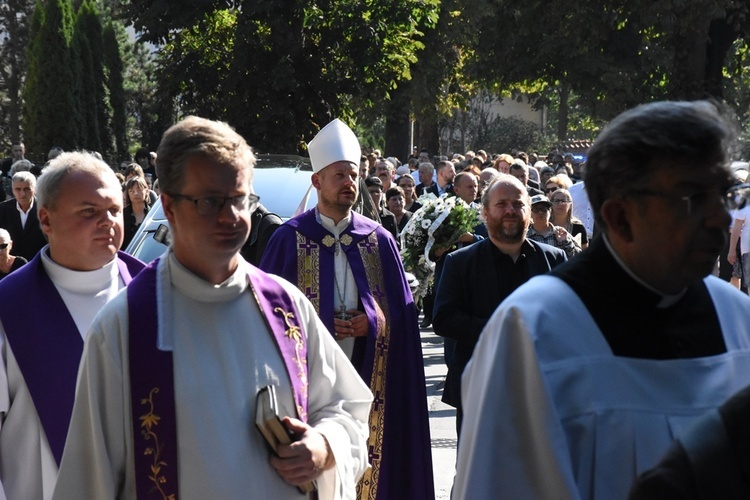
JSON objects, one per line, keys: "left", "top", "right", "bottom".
{"left": 549, "top": 188, "right": 589, "bottom": 249}
{"left": 397, "top": 173, "right": 422, "bottom": 213}
{"left": 121, "top": 176, "right": 152, "bottom": 250}
{"left": 527, "top": 195, "right": 581, "bottom": 258}
{"left": 386, "top": 186, "right": 412, "bottom": 236}
{"left": 0, "top": 228, "right": 27, "bottom": 280}
{"left": 544, "top": 174, "right": 574, "bottom": 195}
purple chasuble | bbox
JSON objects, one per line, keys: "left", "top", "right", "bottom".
{"left": 0, "top": 250, "right": 144, "bottom": 465}
{"left": 127, "top": 258, "right": 309, "bottom": 499}
{"left": 260, "top": 209, "right": 435, "bottom": 500}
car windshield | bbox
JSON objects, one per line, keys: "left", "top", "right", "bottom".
{"left": 125, "top": 154, "right": 318, "bottom": 261}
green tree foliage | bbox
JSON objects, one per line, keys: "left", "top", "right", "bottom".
{"left": 103, "top": 23, "right": 128, "bottom": 161}
{"left": 409, "top": 0, "right": 476, "bottom": 155}
{"left": 74, "top": 5, "right": 100, "bottom": 152}
{"left": 462, "top": 0, "right": 750, "bottom": 139}
{"left": 24, "top": 0, "right": 80, "bottom": 159}
{"left": 124, "top": 0, "right": 439, "bottom": 152}
{"left": 76, "top": 0, "right": 112, "bottom": 156}
{"left": 0, "top": 0, "right": 36, "bottom": 147}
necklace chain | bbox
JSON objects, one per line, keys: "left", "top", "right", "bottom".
{"left": 316, "top": 206, "right": 352, "bottom": 319}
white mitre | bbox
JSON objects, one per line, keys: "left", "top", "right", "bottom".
{"left": 308, "top": 119, "right": 361, "bottom": 174}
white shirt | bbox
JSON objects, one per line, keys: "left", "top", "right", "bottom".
{"left": 319, "top": 212, "right": 359, "bottom": 359}
{"left": 16, "top": 198, "right": 33, "bottom": 229}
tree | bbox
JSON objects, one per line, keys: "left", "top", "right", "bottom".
{"left": 24, "top": 0, "right": 80, "bottom": 159}
{"left": 103, "top": 23, "right": 128, "bottom": 162}
{"left": 0, "top": 0, "right": 35, "bottom": 148}
{"left": 462, "top": 0, "right": 750, "bottom": 139}
{"left": 122, "top": 0, "right": 439, "bottom": 153}
{"left": 75, "top": 0, "right": 111, "bottom": 156}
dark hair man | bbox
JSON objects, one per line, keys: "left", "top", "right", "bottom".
{"left": 455, "top": 101, "right": 750, "bottom": 500}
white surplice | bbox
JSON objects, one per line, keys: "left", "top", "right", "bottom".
{"left": 53, "top": 252, "right": 372, "bottom": 500}
{"left": 455, "top": 274, "right": 750, "bottom": 500}
{"left": 0, "top": 249, "right": 126, "bottom": 500}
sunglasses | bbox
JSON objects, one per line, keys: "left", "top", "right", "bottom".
{"left": 0, "top": 243, "right": 8, "bottom": 250}
{"left": 531, "top": 206, "right": 551, "bottom": 214}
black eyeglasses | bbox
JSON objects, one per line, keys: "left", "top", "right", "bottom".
{"left": 0, "top": 243, "right": 8, "bottom": 250}
{"left": 544, "top": 188, "right": 557, "bottom": 193}
{"left": 170, "top": 193, "right": 260, "bottom": 216}
{"left": 629, "top": 184, "right": 749, "bottom": 215}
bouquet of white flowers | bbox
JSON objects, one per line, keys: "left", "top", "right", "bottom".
{"left": 400, "top": 193, "right": 480, "bottom": 298}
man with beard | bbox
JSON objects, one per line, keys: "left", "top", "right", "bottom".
{"left": 432, "top": 175, "right": 566, "bottom": 438}
{"left": 454, "top": 101, "right": 750, "bottom": 500}
{"left": 261, "top": 119, "right": 434, "bottom": 500}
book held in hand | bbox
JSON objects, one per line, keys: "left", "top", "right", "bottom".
{"left": 255, "top": 385, "right": 316, "bottom": 494}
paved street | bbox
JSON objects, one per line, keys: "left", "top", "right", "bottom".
{"left": 420, "top": 321, "right": 457, "bottom": 500}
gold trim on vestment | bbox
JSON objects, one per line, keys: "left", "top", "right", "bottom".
{"left": 274, "top": 307, "right": 309, "bottom": 419}
{"left": 139, "top": 387, "right": 176, "bottom": 500}
{"left": 296, "top": 233, "right": 321, "bottom": 312}
{"left": 355, "top": 232, "right": 389, "bottom": 500}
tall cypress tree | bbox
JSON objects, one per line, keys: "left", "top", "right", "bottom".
{"left": 23, "top": 0, "right": 79, "bottom": 159}
{"left": 74, "top": 2, "right": 100, "bottom": 153}
{"left": 103, "top": 23, "right": 127, "bottom": 162}
{"left": 76, "top": 1, "right": 109, "bottom": 156}
{"left": 23, "top": 1, "right": 45, "bottom": 160}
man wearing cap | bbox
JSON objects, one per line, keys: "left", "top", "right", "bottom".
{"left": 433, "top": 175, "right": 566, "bottom": 439}
{"left": 527, "top": 194, "right": 582, "bottom": 258}
{"left": 261, "top": 119, "right": 434, "bottom": 500}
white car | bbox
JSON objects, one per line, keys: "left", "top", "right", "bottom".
{"left": 125, "top": 154, "right": 317, "bottom": 262}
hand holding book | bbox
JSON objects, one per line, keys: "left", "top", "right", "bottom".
{"left": 256, "top": 386, "right": 322, "bottom": 494}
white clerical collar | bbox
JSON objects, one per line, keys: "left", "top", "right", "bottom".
{"left": 603, "top": 234, "right": 686, "bottom": 307}
{"left": 168, "top": 251, "right": 247, "bottom": 303}
{"left": 318, "top": 209, "right": 351, "bottom": 237}
{"left": 41, "top": 245, "right": 119, "bottom": 294}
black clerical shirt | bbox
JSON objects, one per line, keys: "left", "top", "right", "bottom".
{"left": 552, "top": 236, "right": 727, "bottom": 359}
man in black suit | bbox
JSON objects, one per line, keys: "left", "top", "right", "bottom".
{"left": 433, "top": 174, "right": 567, "bottom": 437}
{"left": 509, "top": 159, "right": 543, "bottom": 196}
{"left": 0, "top": 171, "right": 47, "bottom": 261}
{"left": 435, "top": 160, "right": 456, "bottom": 196}
{"left": 415, "top": 162, "right": 438, "bottom": 197}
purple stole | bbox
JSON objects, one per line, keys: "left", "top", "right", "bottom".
{"left": 0, "top": 251, "right": 143, "bottom": 465}
{"left": 127, "top": 259, "right": 310, "bottom": 499}
{"left": 260, "top": 209, "right": 436, "bottom": 500}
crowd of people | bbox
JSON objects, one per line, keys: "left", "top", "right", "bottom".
{"left": 2, "top": 99, "right": 750, "bottom": 499}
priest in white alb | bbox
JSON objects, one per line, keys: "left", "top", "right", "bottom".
{"left": 53, "top": 117, "right": 372, "bottom": 500}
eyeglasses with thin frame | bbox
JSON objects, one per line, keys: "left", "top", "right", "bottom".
{"left": 629, "top": 184, "right": 750, "bottom": 215}
{"left": 169, "top": 193, "right": 260, "bottom": 216}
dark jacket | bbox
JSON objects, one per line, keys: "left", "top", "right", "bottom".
{"left": 0, "top": 198, "right": 47, "bottom": 261}
{"left": 433, "top": 238, "right": 567, "bottom": 407}
{"left": 240, "top": 204, "right": 283, "bottom": 266}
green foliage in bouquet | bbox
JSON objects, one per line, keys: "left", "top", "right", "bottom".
{"left": 400, "top": 193, "right": 480, "bottom": 298}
